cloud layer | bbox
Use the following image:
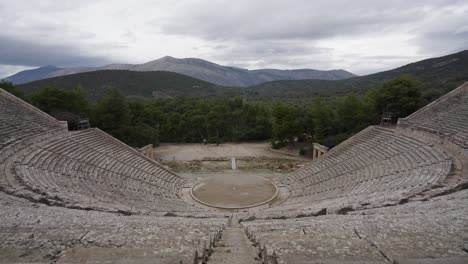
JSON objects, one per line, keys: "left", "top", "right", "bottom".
{"left": 1, "top": 0, "right": 467, "bottom": 78}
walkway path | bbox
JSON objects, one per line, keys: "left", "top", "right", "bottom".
{"left": 210, "top": 216, "right": 259, "bottom": 264}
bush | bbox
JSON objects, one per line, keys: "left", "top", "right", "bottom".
{"left": 271, "top": 140, "right": 286, "bottom": 149}
{"left": 299, "top": 147, "right": 307, "bottom": 156}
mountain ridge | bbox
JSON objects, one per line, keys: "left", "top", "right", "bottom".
{"left": 14, "top": 50, "right": 468, "bottom": 101}
{"left": 17, "top": 70, "right": 239, "bottom": 101}
{"left": 246, "top": 49, "right": 468, "bottom": 98}
{"left": 3, "top": 57, "right": 356, "bottom": 86}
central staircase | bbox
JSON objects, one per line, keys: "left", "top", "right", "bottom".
{"left": 209, "top": 216, "right": 259, "bottom": 264}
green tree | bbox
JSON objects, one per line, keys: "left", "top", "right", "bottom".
{"left": 309, "top": 97, "right": 336, "bottom": 143}
{"left": 336, "top": 95, "right": 367, "bottom": 133}
{"left": 119, "top": 123, "right": 159, "bottom": 147}
{"left": 243, "top": 104, "right": 272, "bottom": 140}
{"left": 0, "top": 80, "right": 24, "bottom": 98}
{"left": 207, "top": 105, "right": 226, "bottom": 144}
{"left": 27, "top": 87, "right": 89, "bottom": 114}
{"left": 362, "top": 88, "right": 381, "bottom": 124}
{"left": 374, "top": 74, "right": 422, "bottom": 118}
{"left": 93, "top": 89, "right": 130, "bottom": 131}
{"left": 272, "top": 103, "right": 302, "bottom": 143}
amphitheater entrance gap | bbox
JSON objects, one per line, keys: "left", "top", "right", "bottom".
{"left": 190, "top": 174, "right": 278, "bottom": 209}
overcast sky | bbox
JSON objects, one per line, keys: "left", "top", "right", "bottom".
{"left": 1, "top": 0, "right": 467, "bottom": 78}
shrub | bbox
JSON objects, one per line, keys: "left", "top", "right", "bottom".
{"left": 299, "top": 147, "right": 307, "bottom": 156}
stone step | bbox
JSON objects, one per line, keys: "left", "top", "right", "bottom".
{"left": 209, "top": 219, "right": 259, "bottom": 264}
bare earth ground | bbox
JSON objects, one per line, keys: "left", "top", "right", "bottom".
{"left": 191, "top": 174, "right": 277, "bottom": 208}
{"left": 154, "top": 143, "right": 306, "bottom": 209}
{"left": 154, "top": 142, "right": 310, "bottom": 161}
{"left": 179, "top": 170, "right": 290, "bottom": 212}
{"left": 155, "top": 142, "right": 310, "bottom": 174}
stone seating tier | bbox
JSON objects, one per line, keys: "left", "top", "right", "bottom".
{"left": 260, "top": 126, "right": 452, "bottom": 216}
{"left": 0, "top": 89, "right": 66, "bottom": 162}
{"left": 398, "top": 82, "right": 468, "bottom": 151}
{"left": 0, "top": 191, "right": 227, "bottom": 263}
{"left": 12, "top": 129, "right": 198, "bottom": 213}
{"left": 242, "top": 188, "right": 468, "bottom": 263}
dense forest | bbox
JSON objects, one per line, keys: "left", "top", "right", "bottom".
{"left": 1, "top": 74, "right": 427, "bottom": 150}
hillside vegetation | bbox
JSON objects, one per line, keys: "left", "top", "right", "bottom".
{"left": 16, "top": 50, "right": 468, "bottom": 101}
{"left": 4, "top": 74, "right": 424, "bottom": 150}
{"left": 18, "top": 70, "right": 239, "bottom": 101}
{"left": 6, "top": 56, "right": 355, "bottom": 86}
{"left": 247, "top": 50, "right": 468, "bottom": 99}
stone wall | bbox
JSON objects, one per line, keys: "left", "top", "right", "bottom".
{"left": 138, "top": 144, "right": 154, "bottom": 159}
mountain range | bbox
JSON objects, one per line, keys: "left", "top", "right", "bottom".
{"left": 17, "top": 70, "right": 236, "bottom": 100}
{"left": 246, "top": 50, "right": 468, "bottom": 98}
{"left": 4, "top": 56, "right": 356, "bottom": 86}
{"left": 14, "top": 50, "right": 468, "bottom": 101}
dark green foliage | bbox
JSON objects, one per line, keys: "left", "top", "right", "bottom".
{"left": 18, "top": 70, "right": 240, "bottom": 101}
{"left": 1, "top": 80, "right": 24, "bottom": 98}
{"left": 27, "top": 87, "right": 89, "bottom": 114}
{"left": 372, "top": 74, "right": 422, "bottom": 118}
{"left": 10, "top": 74, "right": 430, "bottom": 148}
{"left": 115, "top": 124, "right": 159, "bottom": 147}
{"left": 93, "top": 89, "right": 131, "bottom": 131}
{"left": 26, "top": 86, "right": 89, "bottom": 129}
{"left": 271, "top": 103, "right": 304, "bottom": 142}
{"left": 271, "top": 140, "right": 286, "bottom": 149}
{"left": 247, "top": 50, "right": 468, "bottom": 99}
{"left": 299, "top": 147, "right": 307, "bottom": 156}
{"left": 155, "top": 97, "right": 272, "bottom": 144}
{"left": 16, "top": 50, "right": 468, "bottom": 102}
{"left": 308, "top": 97, "right": 336, "bottom": 143}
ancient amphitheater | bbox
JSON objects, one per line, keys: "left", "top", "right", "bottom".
{"left": 0, "top": 83, "right": 467, "bottom": 264}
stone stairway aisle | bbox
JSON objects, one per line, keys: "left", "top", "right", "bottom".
{"left": 209, "top": 215, "right": 260, "bottom": 264}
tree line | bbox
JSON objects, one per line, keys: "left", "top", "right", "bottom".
{"left": 1, "top": 74, "right": 424, "bottom": 149}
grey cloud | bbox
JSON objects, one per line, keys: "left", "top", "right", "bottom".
{"left": 0, "top": 35, "right": 112, "bottom": 67}
{"left": 121, "top": 30, "right": 137, "bottom": 43}
{"left": 413, "top": 31, "right": 468, "bottom": 56}
{"left": 0, "top": 0, "right": 467, "bottom": 75}
{"left": 158, "top": 0, "right": 451, "bottom": 41}
{"left": 208, "top": 40, "right": 333, "bottom": 69}
{"left": 155, "top": 0, "right": 468, "bottom": 74}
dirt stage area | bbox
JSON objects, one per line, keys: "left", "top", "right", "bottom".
{"left": 154, "top": 142, "right": 310, "bottom": 173}
{"left": 191, "top": 174, "right": 278, "bottom": 208}
{"left": 154, "top": 142, "right": 309, "bottom": 161}
{"left": 155, "top": 143, "right": 307, "bottom": 209}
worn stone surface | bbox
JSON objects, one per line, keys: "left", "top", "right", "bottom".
{"left": 1, "top": 83, "right": 468, "bottom": 263}
{"left": 243, "top": 189, "right": 468, "bottom": 263}
{"left": 210, "top": 217, "right": 259, "bottom": 264}
{"left": 0, "top": 192, "right": 227, "bottom": 263}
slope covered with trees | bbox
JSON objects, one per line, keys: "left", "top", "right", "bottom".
{"left": 3, "top": 74, "right": 427, "bottom": 150}
{"left": 5, "top": 56, "right": 355, "bottom": 86}
{"left": 15, "top": 50, "right": 467, "bottom": 103}
{"left": 17, "top": 70, "right": 240, "bottom": 101}
{"left": 248, "top": 50, "right": 468, "bottom": 101}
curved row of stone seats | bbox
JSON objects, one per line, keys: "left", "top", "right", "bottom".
{"left": 0, "top": 88, "right": 66, "bottom": 162}
{"left": 0, "top": 191, "right": 227, "bottom": 263}
{"left": 242, "top": 188, "right": 468, "bottom": 264}
{"left": 264, "top": 126, "right": 452, "bottom": 215}
{"left": 11, "top": 128, "right": 198, "bottom": 213}
{"left": 398, "top": 82, "right": 468, "bottom": 152}
{"left": 0, "top": 88, "right": 208, "bottom": 214}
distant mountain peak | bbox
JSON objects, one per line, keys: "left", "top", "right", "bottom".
{"left": 40, "top": 65, "right": 60, "bottom": 70}
{"left": 5, "top": 57, "right": 356, "bottom": 86}
{"left": 3, "top": 65, "right": 62, "bottom": 84}
{"left": 157, "top": 56, "right": 179, "bottom": 62}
